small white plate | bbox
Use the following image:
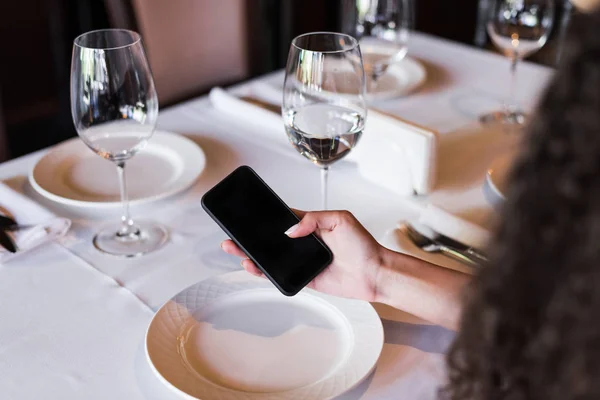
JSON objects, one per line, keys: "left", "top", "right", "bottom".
{"left": 486, "top": 152, "right": 515, "bottom": 200}
{"left": 366, "top": 57, "right": 427, "bottom": 100}
{"left": 146, "top": 271, "right": 384, "bottom": 400}
{"left": 29, "top": 131, "right": 205, "bottom": 209}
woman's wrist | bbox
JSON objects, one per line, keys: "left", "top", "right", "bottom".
{"left": 372, "top": 246, "right": 397, "bottom": 305}
{"left": 370, "top": 246, "right": 469, "bottom": 329}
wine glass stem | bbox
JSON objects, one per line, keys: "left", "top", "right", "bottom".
{"left": 505, "top": 55, "right": 519, "bottom": 114}
{"left": 115, "top": 161, "right": 138, "bottom": 238}
{"left": 370, "top": 72, "right": 379, "bottom": 92}
{"left": 321, "top": 166, "right": 329, "bottom": 210}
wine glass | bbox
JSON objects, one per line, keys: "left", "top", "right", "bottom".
{"left": 282, "top": 32, "right": 367, "bottom": 210}
{"left": 71, "top": 29, "right": 168, "bottom": 257}
{"left": 481, "top": 0, "right": 554, "bottom": 125}
{"left": 343, "top": 0, "right": 413, "bottom": 91}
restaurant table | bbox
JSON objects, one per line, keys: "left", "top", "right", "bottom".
{"left": 0, "top": 32, "right": 553, "bottom": 400}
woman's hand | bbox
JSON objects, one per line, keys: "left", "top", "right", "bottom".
{"left": 221, "top": 210, "right": 386, "bottom": 302}
{"left": 222, "top": 209, "right": 470, "bottom": 329}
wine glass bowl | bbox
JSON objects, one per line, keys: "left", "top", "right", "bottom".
{"left": 283, "top": 32, "right": 367, "bottom": 209}
{"left": 487, "top": 1, "right": 553, "bottom": 59}
{"left": 71, "top": 29, "right": 168, "bottom": 257}
{"left": 346, "top": 0, "right": 412, "bottom": 89}
{"left": 72, "top": 30, "right": 158, "bottom": 159}
{"left": 284, "top": 103, "right": 364, "bottom": 167}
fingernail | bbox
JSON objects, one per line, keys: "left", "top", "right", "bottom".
{"left": 285, "top": 224, "right": 299, "bottom": 236}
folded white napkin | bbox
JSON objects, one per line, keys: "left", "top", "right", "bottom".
{"left": 0, "top": 183, "right": 71, "bottom": 263}
{"left": 209, "top": 85, "right": 438, "bottom": 195}
{"left": 349, "top": 111, "right": 437, "bottom": 195}
{"left": 379, "top": 204, "right": 493, "bottom": 274}
{"left": 209, "top": 87, "right": 290, "bottom": 149}
{"left": 418, "top": 204, "right": 492, "bottom": 249}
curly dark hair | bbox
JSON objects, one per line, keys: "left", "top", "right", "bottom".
{"left": 444, "top": 9, "right": 600, "bottom": 400}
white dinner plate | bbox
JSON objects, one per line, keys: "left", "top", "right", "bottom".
{"left": 486, "top": 152, "right": 515, "bottom": 200}
{"left": 366, "top": 56, "right": 427, "bottom": 100}
{"left": 146, "top": 271, "right": 384, "bottom": 400}
{"left": 29, "top": 131, "right": 205, "bottom": 209}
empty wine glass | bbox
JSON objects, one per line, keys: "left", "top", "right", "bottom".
{"left": 343, "top": 0, "right": 413, "bottom": 91}
{"left": 283, "top": 32, "right": 367, "bottom": 210}
{"left": 71, "top": 29, "right": 168, "bottom": 257}
{"left": 481, "top": 0, "right": 554, "bottom": 125}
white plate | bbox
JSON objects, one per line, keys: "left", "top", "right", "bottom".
{"left": 29, "top": 131, "right": 205, "bottom": 209}
{"left": 486, "top": 152, "right": 515, "bottom": 200}
{"left": 366, "top": 57, "right": 427, "bottom": 100}
{"left": 146, "top": 271, "right": 384, "bottom": 400}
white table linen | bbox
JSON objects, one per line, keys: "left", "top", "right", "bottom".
{"left": 0, "top": 244, "right": 164, "bottom": 400}
{"left": 0, "top": 32, "right": 553, "bottom": 399}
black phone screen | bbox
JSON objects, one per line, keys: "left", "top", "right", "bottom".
{"left": 201, "top": 166, "right": 332, "bottom": 296}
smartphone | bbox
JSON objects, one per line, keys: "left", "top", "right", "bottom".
{"left": 201, "top": 166, "right": 333, "bottom": 296}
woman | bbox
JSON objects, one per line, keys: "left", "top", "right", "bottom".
{"left": 223, "top": 9, "right": 600, "bottom": 399}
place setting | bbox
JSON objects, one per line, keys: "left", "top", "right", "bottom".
{"left": 32, "top": 29, "right": 207, "bottom": 258}
{"left": 375, "top": 0, "right": 556, "bottom": 271}
{"left": 144, "top": 25, "right": 464, "bottom": 399}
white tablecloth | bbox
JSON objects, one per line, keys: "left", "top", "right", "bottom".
{"left": 0, "top": 33, "right": 553, "bottom": 400}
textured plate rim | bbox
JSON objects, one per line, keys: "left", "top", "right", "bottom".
{"left": 145, "top": 271, "right": 384, "bottom": 400}
{"left": 28, "top": 131, "right": 206, "bottom": 209}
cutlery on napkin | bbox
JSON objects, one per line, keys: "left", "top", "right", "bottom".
{"left": 0, "top": 183, "right": 71, "bottom": 264}
{"left": 400, "top": 222, "right": 488, "bottom": 267}
{"left": 380, "top": 204, "right": 493, "bottom": 274}
{"left": 209, "top": 85, "right": 439, "bottom": 196}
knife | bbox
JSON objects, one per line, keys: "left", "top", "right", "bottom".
{"left": 0, "top": 214, "right": 18, "bottom": 253}
{"left": 0, "top": 214, "right": 17, "bottom": 228}
{"left": 0, "top": 230, "right": 17, "bottom": 253}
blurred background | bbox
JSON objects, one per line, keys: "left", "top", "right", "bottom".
{"left": 0, "top": 0, "right": 574, "bottom": 161}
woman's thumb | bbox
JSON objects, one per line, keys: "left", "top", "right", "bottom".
{"left": 285, "top": 211, "right": 345, "bottom": 238}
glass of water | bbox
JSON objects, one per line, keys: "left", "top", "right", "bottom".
{"left": 283, "top": 32, "right": 367, "bottom": 210}
{"left": 343, "top": 0, "right": 413, "bottom": 91}
{"left": 481, "top": 0, "right": 554, "bottom": 125}
{"left": 71, "top": 29, "right": 168, "bottom": 257}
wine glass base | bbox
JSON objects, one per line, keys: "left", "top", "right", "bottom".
{"left": 93, "top": 220, "right": 169, "bottom": 258}
{"left": 479, "top": 110, "right": 527, "bottom": 126}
